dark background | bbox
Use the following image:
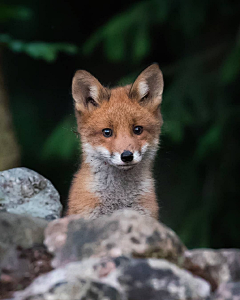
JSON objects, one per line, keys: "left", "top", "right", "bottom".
{"left": 1, "top": 0, "right": 240, "bottom": 249}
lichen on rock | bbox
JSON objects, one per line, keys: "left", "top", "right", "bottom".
{"left": 44, "top": 209, "right": 187, "bottom": 268}
{"left": 0, "top": 167, "right": 240, "bottom": 300}
{"left": 0, "top": 167, "right": 62, "bottom": 220}
{"left": 14, "top": 257, "right": 211, "bottom": 300}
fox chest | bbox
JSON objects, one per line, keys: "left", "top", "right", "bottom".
{"left": 88, "top": 166, "right": 152, "bottom": 217}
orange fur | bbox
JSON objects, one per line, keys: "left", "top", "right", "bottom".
{"left": 138, "top": 191, "right": 159, "bottom": 219}
{"left": 67, "top": 64, "right": 164, "bottom": 219}
{"left": 67, "top": 165, "right": 99, "bottom": 216}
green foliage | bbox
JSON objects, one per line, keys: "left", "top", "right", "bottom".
{"left": 195, "top": 123, "right": 223, "bottom": 160}
{"left": 83, "top": 0, "right": 240, "bottom": 157}
{"left": 2, "top": 0, "right": 240, "bottom": 248}
{"left": 83, "top": 1, "right": 162, "bottom": 63}
{"left": 0, "top": 4, "right": 32, "bottom": 22}
{"left": 0, "top": 34, "right": 78, "bottom": 62}
{"left": 0, "top": 4, "right": 78, "bottom": 62}
{"left": 221, "top": 41, "right": 240, "bottom": 84}
{"left": 81, "top": 0, "right": 240, "bottom": 248}
{"left": 41, "top": 116, "right": 79, "bottom": 160}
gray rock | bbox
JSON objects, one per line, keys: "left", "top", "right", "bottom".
{"left": 0, "top": 167, "right": 62, "bottom": 219}
{"left": 14, "top": 257, "right": 117, "bottom": 299}
{"left": 0, "top": 212, "right": 48, "bottom": 249}
{"left": 0, "top": 212, "right": 48, "bottom": 263}
{"left": 184, "top": 249, "right": 240, "bottom": 290}
{"left": 0, "top": 245, "right": 53, "bottom": 299}
{"left": 44, "top": 209, "right": 186, "bottom": 268}
{"left": 14, "top": 257, "right": 211, "bottom": 300}
{"left": 118, "top": 258, "right": 211, "bottom": 300}
{"left": 212, "top": 281, "right": 240, "bottom": 300}
{"left": 15, "top": 278, "right": 122, "bottom": 300}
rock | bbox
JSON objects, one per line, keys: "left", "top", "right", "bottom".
{"left": 0, "top": 167, "right": 62, "bottom": 220}
{"left": 0, "top": 212, "right": 51, "bottom": 298}
{"left": 118, "top": 258, "right": 211, "bottom": 300}
{"left": 212, "top": 281, "right": 240, "bottom": 300}
{"left": 14, "top": 257, "right": 211, "bottom": 300}
{"left": 0, "top": 245, "right": 53, "bottom": 299}
{"left": 0, "top": 212, "right": 48, "bottom": 250}
{"left": 15, "top": 278, "right": 122, "bottom": 300}
{"left": 14, "top": 257, "right": 118, "bottom": 300}
{"left": 184, "top": 249, "right": 240, "bottom": 290}
{"left": 0, "top": 212, "right": 48, "bottom": 264}
{"left": 13, "top": 257, "right": 124, "bottom": 300}
{"left": 44, "top": 209, "right": 186, "bottom": 268}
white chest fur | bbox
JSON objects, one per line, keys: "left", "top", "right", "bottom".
{"left": 87, "top": 159, "right": 154, "bottom": 218}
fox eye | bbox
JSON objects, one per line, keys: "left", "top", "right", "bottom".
{"left": 133, "top": 126, "right": 143, "bottom": 135}
{"left": 102, "top": 128, "right": 113, "bottom": 138}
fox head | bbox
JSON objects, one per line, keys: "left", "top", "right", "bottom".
{"left": 72, "top": 64, "right": 164, "bottom": 170}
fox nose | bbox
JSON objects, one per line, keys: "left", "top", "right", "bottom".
{"left": 121, "top": 150, "right": 133, "bottom": 163}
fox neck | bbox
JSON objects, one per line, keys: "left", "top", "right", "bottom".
{"left": 81, "top": 145, "right": 157, "bottom": 217}
{"left": 86, "top": 155, "right": 154, "bottom": 192}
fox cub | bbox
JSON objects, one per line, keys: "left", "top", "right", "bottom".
{"left": 67, "top": 64, "right": 164, "bottom": 219}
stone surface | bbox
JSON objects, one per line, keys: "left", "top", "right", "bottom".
{"left": 14, "top": 257, "right": 211, "bottom": 300}
{"left": 0, "top": 245, "right": 53, "bottom": 299}
{"left": 212, "top": 281, "right": 240, "bottom": 300}
{"left": 0, "top": 167, "right": 238, "bottom": 299}
{"left": 118, "top": 258, "right": 211, "bottom": 300}
{"left": 0, "top": 212, "right": 48, "bottom": 250}
{"left": 0, "top": 167, "right": 62, "bottom": 220}
{"left": 15, "top": 279, "right": 122, "bottom": 300}
{"left": 44, "top": 209, "right": 186, "bottom": 268}
{"left": 184, "top": 249, "right": 240, "bottom": 290}
{"left": 0, "top": 212, "right": 48, "bottom": 264}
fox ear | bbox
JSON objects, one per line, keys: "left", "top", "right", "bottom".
{"left": 129, "top": 64, "right": 164, "bottom": 110}
{"left": 72, "top": 70, "right": 109, "bottom": 113}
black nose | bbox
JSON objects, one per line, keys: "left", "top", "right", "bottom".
{"left": 121, "top": 150, "right": 133, "bottom": 163}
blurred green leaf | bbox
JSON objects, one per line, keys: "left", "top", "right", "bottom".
{"left": 118, "top": 71, "right": 138, "bottom": 86}
{"left": 163, "top": 120, "right": 184, "bottom": 143}
{"left": 104, "top": 28, "right": 126, "bottom": 62}
{"left": 220, "top": 43, "right": 240, "bottom": 83}
{"left": 83, "top": 1, "right": 154, "bottom": 61}
{"left": 0, "top": 34, "right": 11, "bottom": 43}
{"left": 0, "top": 35, "right": 78, "bottom": 62}
{"left": 179, "top": 208, "right": 211, "bottom": 247}
{"left": 41, "top": 116, "right": 79, "bottom": 161}
{"left": 133, "top": 23, "right": 151, "bottom": 62}
{"left": 195, "top": 124, "right": 222, "bottom": 161}
{"left": 179, "top": 0, "right": 207, "bottom": 37}
{"left": 0, "top": 4, "right": 32, "bottom": 22}
{"left": 152, "top": 0, "right": 171, "bottom": 21}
